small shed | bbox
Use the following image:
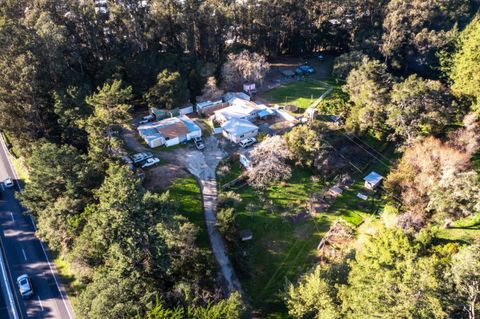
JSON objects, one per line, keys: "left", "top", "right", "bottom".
{"left": 240, "top": 229, "right": 253, "bottom": 241}
{"left": 363, "top": 171, "right": 383, "bottom": 190}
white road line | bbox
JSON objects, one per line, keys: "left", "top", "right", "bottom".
{"left": 21, "top": 249, "right": 27, "bottom": 261}
{"left": 30, "top": 216, "right": 74, "bottom": 319}
{"left": 2, "top": 135, "right": 73, "bottom": 319}
{"left": 10, "top": 212, "right": 14, "bottom": 223}
{"left": 37, "top": 296, "right": 44, "bottom": 311}
{"left": 0, "top": 240, "right": 19, "bottom": 319}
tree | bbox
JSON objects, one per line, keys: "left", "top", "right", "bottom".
{"left": 381, "top": 0, "right": 470, "bottom": 72}
{"left": 343, "top": 58, "right": 394, "bottom": 133}
{"left": 84, "top": 80, "right": 132, "bottom": 164}
{"left": 144, "top": 69, "right": 190, "bottom": 109}
{"left": 285, "top": 123, "right": 323, "bottom": 167}
{"left": 385, "top": 137, "right": 478, "bottom": 230}
{"left": 449, "top": 15, "right": 480, "bottom": 111}
{"left": 340, "top": 227, "right": 449, "bottom": 319}
{"left": 286, "top": 266, "right": 341, "bottom": 319}
{"left": 332, "top": 51, "right": 369, "bottom": 79}
{"left": 216, "top": 208, "right": 238, "bottom": 243}
{"left": 77, "top": 269, "right": 156, "bottom": 319}
{"left": 198, "top": 76, "right": 224, "bottom": 102}
{"left": 221, "top": 50, "right": 270, "bottom": 90}
{"left": 143, "top": 292, "right": 246, "bottom": 319}
{"left": 247, "top": 136, "right": 292, "bottom": 188}
{"left": 386, "top": 75, "right": 455, "bottom": 144}
{"left": 19, "top": 143, "right": 96, "bottom": 252}
{"left": 450, "top": 244, "right": 480, "bottom": 319}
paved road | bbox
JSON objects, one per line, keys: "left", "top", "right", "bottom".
{"left": 0, "top": 136, "right": 74, "bottom": 319}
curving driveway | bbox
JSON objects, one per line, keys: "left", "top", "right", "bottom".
{"left": 123, "top": 129, "right": 242, "bottom": 293}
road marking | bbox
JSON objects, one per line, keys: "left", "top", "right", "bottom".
{"left": 10, "top": 212, "right": 14, "bottom": 222}
{"left": 37, "top": 296, "right": 44, "bottom": 311}
{"left": 30, "top": 216, "right": 74, "bottom": 319}
{"left": 0, "top": 236, "right": 20, "bottom": 319}
{"left": 21, "top": 248, "right": 27, "bottom": 261}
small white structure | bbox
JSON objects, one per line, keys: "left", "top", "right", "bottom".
{"left": 363, "top": 171, "right": 384, "bottom": 190}
{"left": 239, "top": 150, "right": 252, "bottom": 169}
{"left": 138, "top": 115, "right": 201, "bottom": 148}
{"left": 222, "top": 118, "right": 258, "bottom": 143}
{"left": 357, "top": 193, "right": 368, "bottom": 200}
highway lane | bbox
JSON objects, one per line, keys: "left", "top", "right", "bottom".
{"left": 0, "top": 136, "right": 74, "bottom": 319}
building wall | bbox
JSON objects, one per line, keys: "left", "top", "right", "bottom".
{"left": 165, "top": 137, "right": 181, "bottom": 147}
{"left": 224, "top": 128, "right": 258, "bottom": 143}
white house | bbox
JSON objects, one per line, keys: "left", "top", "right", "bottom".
{"left": 138, "top": 115, "right": 201, "bottom": 148}
{"left": 221, "top": 118, "right": 258, "bottom": 143}
{"left": 214, "top": 98, "right": 265, "bottom": 123}
{"left": 363, "top": 171, "right": 384, "bottom": 190}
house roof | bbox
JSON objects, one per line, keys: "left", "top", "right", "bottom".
{"left": 363, "top": 171, "right": 384, "bottom": 185}
{"left": 157, "top": 121, "right": 189, "bottom": 139}
{"left": 215, "top": 98, "right": 264, "bottom": 121}
{"left": 222, "top": 118, "right": 258, "bottom": 136}
{"left": 138, "top": 115, "right": 200, "bottom": 143}
{"left": 258, "top": 108, "right": 275, "bottom": 118}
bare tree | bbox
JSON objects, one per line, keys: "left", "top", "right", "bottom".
{"left": 221, "top": 50, "right": 270, "bottom": 90}
{"left": 198, "top": 76, "right": 224, "bottom": 102}
{"left": 247, "top": 136, "right": 291, "bottom": 188}
{"left": 385, "top": 136, "right": 479, "bottom": 230}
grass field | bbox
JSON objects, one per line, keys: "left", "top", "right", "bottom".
{"left": 225, "top": 168, "right": 336, "bottom": 317}
{"left": 168, "top": 177, "right": 210, "bottom": 249}
{"left": 260, "top": 80, "right": 332, "bottom": 113}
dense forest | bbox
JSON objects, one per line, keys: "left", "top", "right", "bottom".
{"left": 0, "top": 0, "right": 479, "bottom": 318}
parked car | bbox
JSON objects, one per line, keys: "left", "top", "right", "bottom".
{"left": 3, "top": 177, "right": 14, "bottom": 188}
{"left": 142, "top": 114, "right": 155, "bottom": 121}
{"left": 239, "top": 137, "right": 256, "bottom": 148}
{"left": 316, "top": 54, "right": 325, "bottom": 61}
{"left": 298, "top": 65, "right": 315, "bottom": 74}
{"left": 16, "top": 274, "right": 33, "bottom": 299}
{"left": 131, "top": 152, "right": 153, "bottom": 164}
{"left": 193, "top": 136, "right": 205, "bottom": 150}
{"left": 141, "top": 157, "right": 160, "bottom": 168}
{"left": 139, "top": 114, "right": 155, "bottom": 125}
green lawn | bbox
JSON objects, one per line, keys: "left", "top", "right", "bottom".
{"left": 168, "top": 177, "right": 210, "bottom": 249}
{"left": 227, "top": 168, "right": 336, "bottom": 317}
{"left": 436, "top": 214, "right": 480, "bottom": 244}
{"left": 260, "top": 80, "right": 332, "bottom": 113}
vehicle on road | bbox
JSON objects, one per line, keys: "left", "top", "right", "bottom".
{"left": 316, "top": 54, "right": 325, "bottom": 61}
{"left": 16, "top": 274, "right": 33, "bottom": 299}
{"left": 131, "top": 152, "right": 153, "bottom": 164}
{"left": 141, "top": 157, "right": 160, "bottom": 168}
{"left": 3, "top": 177, "right": 13, "bottom": 188}
{"left": 193, "top": 136, "right": 205, "bottom": 150}
{"left": 239, "top": 137, "right": 256, "bottom": 148}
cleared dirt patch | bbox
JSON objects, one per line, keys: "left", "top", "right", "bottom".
{"left": 143, "top": 163, "right": 189, "bottom": 191}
